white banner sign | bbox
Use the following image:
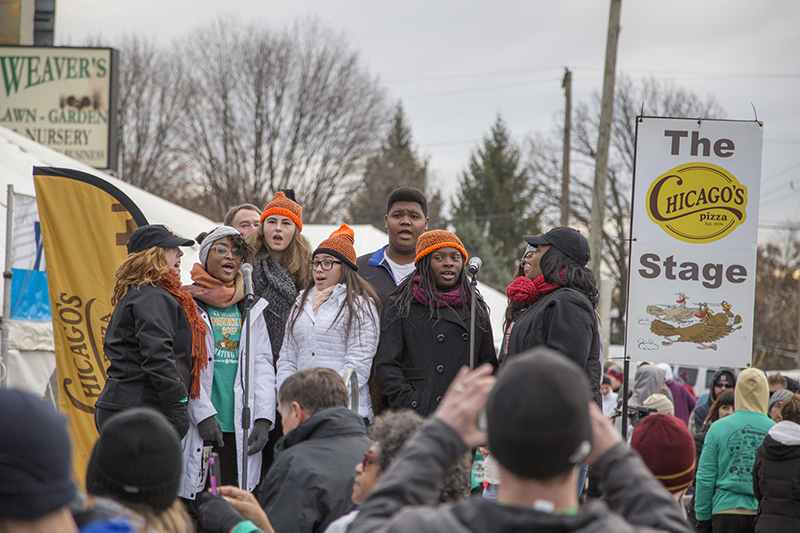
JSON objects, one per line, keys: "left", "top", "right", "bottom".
{"left": 0, "top": 46, "right": 118, "bottom": 170}
{"left": 626, "top": 117, "right": 763, "bottom": 368}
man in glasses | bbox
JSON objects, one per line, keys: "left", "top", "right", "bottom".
{"left": 257, "top": 367, "right": 371, "bottom": 533}
{"left": 690, "top": 369, "right": 737, "bottom": 434}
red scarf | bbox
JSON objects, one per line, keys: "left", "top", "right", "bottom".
{"left": 506, "top": 275, "right": 560, "bottom": 305}
{"left": 158, "top": 269, "right": 208, "bottom": 400}
{"left": 412, "top": 275, "right": 466, "bottom": 307}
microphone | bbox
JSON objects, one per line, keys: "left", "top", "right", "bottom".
{"left": 241, "top": 263, "right": 255, "bottom": 306}
{"left": 467, "top": 257, "right": 482, "bottom": 275}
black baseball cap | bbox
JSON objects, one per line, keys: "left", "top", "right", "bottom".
{"left": 524, "top": 227, "right": 590, "bottom": 267}
{"left": 127, "top": 224, "right": 194, "bottom": 254}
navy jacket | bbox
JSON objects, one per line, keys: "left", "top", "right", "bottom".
{"left": 357, "top": 246, "right": 399, "bottom": 304}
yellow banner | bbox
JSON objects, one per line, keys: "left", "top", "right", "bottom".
{"left": 33, "top": 167, "right": 147, "bottom": 490}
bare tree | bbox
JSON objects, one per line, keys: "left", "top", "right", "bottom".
{"left": 527, "top": 76, "right": 725, "bottom": 340}
{"left": 115, "top": 34, "right": 194, "bottom": 197}
{"left": 174, "top": 17, "right": 389, "bottom": 221}
{"left": 754, "top": 234, "right": 800, "bottom": 369}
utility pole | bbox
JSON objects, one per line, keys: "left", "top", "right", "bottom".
{"left": 588, "top": 0, "right": 622, "bottom": 274}
{"left": 561, "top": 68, "right": 572, "bottom": 227}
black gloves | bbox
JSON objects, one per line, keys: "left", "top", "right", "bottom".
{"left": 247, "top": 418, "right": 270, "bottom": 455}
{"left": 695, "top": 520, "right": 712, "bottom": 533}
{"left": 170, "top": 402, "right": 190, "bottom": 439}
{"left": 197, "top": 491, "right": 245, "bottom": 533}
{"left": 198, "top": 416, "right": 224, "bottom": 447}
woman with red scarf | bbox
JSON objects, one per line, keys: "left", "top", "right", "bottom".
{"left": 375, "top": 230, "right": 497, "bottom": 417}
{"left": 502, "top": 227, "right": 602, "bottom": 406}
{"left": 95, "top": 225, "right": 203, "bottom": 439}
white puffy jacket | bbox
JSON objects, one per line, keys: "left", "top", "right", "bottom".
{"left": 277, "top": 284, "right": 379, "bottom": 420}
{"left": 178, "top": 297, "right": 275, "bottom": 499}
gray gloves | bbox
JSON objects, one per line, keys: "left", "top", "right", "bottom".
{"left": 198, "top": 416, "right": 224, "bottom": 447}
{"left": 247, "top": 418, "right": 270, "bottom": 455}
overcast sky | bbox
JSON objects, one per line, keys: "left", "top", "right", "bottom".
{"left": 56, "top": 1, "right": 800, "bottom": 243}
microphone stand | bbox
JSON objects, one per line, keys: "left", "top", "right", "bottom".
{"left": 240, "top": 294, "right": 253, "bottom": 490}
{"left": 469, "top": 271, "right": 478, "bottom": 369}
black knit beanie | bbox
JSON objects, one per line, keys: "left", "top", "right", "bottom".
{"left": 0, "top": 388, "right": 76, "bottom": 519}
{"left": 86, "top": 408, "right": 182, "bottom": 512}
{"left": 487, "top": 347, "right": 593, "bottom": 480}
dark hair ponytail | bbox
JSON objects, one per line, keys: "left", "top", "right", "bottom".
{"left": 539, "top": 246, "right": 599, "bottom": 308}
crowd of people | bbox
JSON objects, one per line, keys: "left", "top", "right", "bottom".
{"left": 2, "top": 185, "right": 797, "bottom": 533}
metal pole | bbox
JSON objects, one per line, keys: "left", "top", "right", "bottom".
{"left": 588, "top": 0, "right": 622, "bottom": 274}
{"left": 469, "top": 274, "right": 478, "bottom": 369}
{"left": 240, "top": 301, "right": 252, "bottom": 489}
{"left": 1, "top": 185, "right": 14, "bottom": 387}
{"left": 561, "top": 68, "right": 572, "bottom": 227}
{"left": 621, "top": 354, "right": 630, "bottom": 440}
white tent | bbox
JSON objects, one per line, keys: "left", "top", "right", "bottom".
{"left": 0, "top": 125, "right": 217, "bottom": 395}
{"left": 0, "top": 125, "right": 509, "bottom": 396}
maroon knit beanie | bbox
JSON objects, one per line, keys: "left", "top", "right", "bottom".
{"left": 630, "top": 413, "right": 695, "bottom": 493}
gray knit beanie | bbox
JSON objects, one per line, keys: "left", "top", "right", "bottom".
{"left": 769, "top": 389, "right": 794, "bottom": 413}
{"left": 198, "top": 226, "right": 241, "bottom": 266}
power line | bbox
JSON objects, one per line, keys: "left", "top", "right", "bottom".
{"left": 385, "top": 65, "right": 800, "bottom": 85}
{"left": 398, "top": 78, "right": 559, "bottom": 100}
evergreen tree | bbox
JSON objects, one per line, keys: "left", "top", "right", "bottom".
{"left": 350, "top": 102, "right": 443, "bottom": 229}
{"left": 452, "top": 115, "right": 541, "bottom": 290}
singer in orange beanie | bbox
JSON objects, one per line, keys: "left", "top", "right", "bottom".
{"left": 375, "top": 229, "right": 497, "bottom": 417}
{"left": 278, "top": 223, "right": 381, "bottom": 421}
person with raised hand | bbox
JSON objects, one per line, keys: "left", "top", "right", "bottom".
{"left": 351, "top": 348, "right": 693, "bottom": 533}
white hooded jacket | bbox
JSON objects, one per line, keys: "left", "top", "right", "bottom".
{"left": 178, "top": 297, "right": 276, "bottom": 499}
{"left": 277, "top": 283, "right": 379, "bottom": 420}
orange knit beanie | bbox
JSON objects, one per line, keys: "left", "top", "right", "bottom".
{"left": 414, "top": 230, "right": 468, "bottom": 266}
{"left": 315, "top": 224, "right": 357, "bottom": 270}
{"left": 260, "top": 191, "right": 303, "bottom": 231}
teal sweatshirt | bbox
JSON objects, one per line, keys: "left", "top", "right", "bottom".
{"left": 694, "top": 368, "right": 775, "bottom": 520}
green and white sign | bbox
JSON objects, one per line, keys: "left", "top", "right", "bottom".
{"left": 0, "top": 46, "right": 118, "bottom": 170}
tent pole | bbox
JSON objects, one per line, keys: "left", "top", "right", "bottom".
{"left": 1, "top": 184, "right": 14, "bottom": 387}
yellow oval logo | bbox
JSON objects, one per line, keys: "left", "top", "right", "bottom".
{"left": 646, "top": 162, "right": 747, "bottom": 243}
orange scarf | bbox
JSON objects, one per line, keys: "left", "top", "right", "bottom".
{"left": 183, "top": 263, "right": 245, "bottom": 308}
{"left": 158, "top": 269, "right": 208, "bottom": 400}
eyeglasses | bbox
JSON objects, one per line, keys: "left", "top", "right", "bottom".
{"left": 212, "top": 245, "right": 243, "bottom": 258}
{"left": 308, "top": 260, "right": 342, "bottom": 271}
{"left": 362, "top": 452, "right": 378, "bottom": 469}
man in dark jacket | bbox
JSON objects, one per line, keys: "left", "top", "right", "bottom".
{"left": 356, "top": 187, "right": 428, "bottom": 303}
{"left": 350, "top": 348, "right": 692, "bottom": 533}
{"left": 257, "top": 367, "right": 371, "bottom": 533}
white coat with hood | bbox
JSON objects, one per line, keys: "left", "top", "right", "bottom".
{"left": 277, "top": 283, "right": 379, "bottom": 420}
{"left": 178, "top": 297, "right": 275, "bottom": 499}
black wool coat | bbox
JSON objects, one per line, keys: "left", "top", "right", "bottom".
{"left": 96, "top": 283, "right": 192, "bottom": 418}
{"left": 504, "top": 287, "right": 602, "bottom": 406}
{"left": 376, "top": 295, "right": 498, "bottom": 417}
{"left": 753, "top": 429, "right": 800, "bottom": 532}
